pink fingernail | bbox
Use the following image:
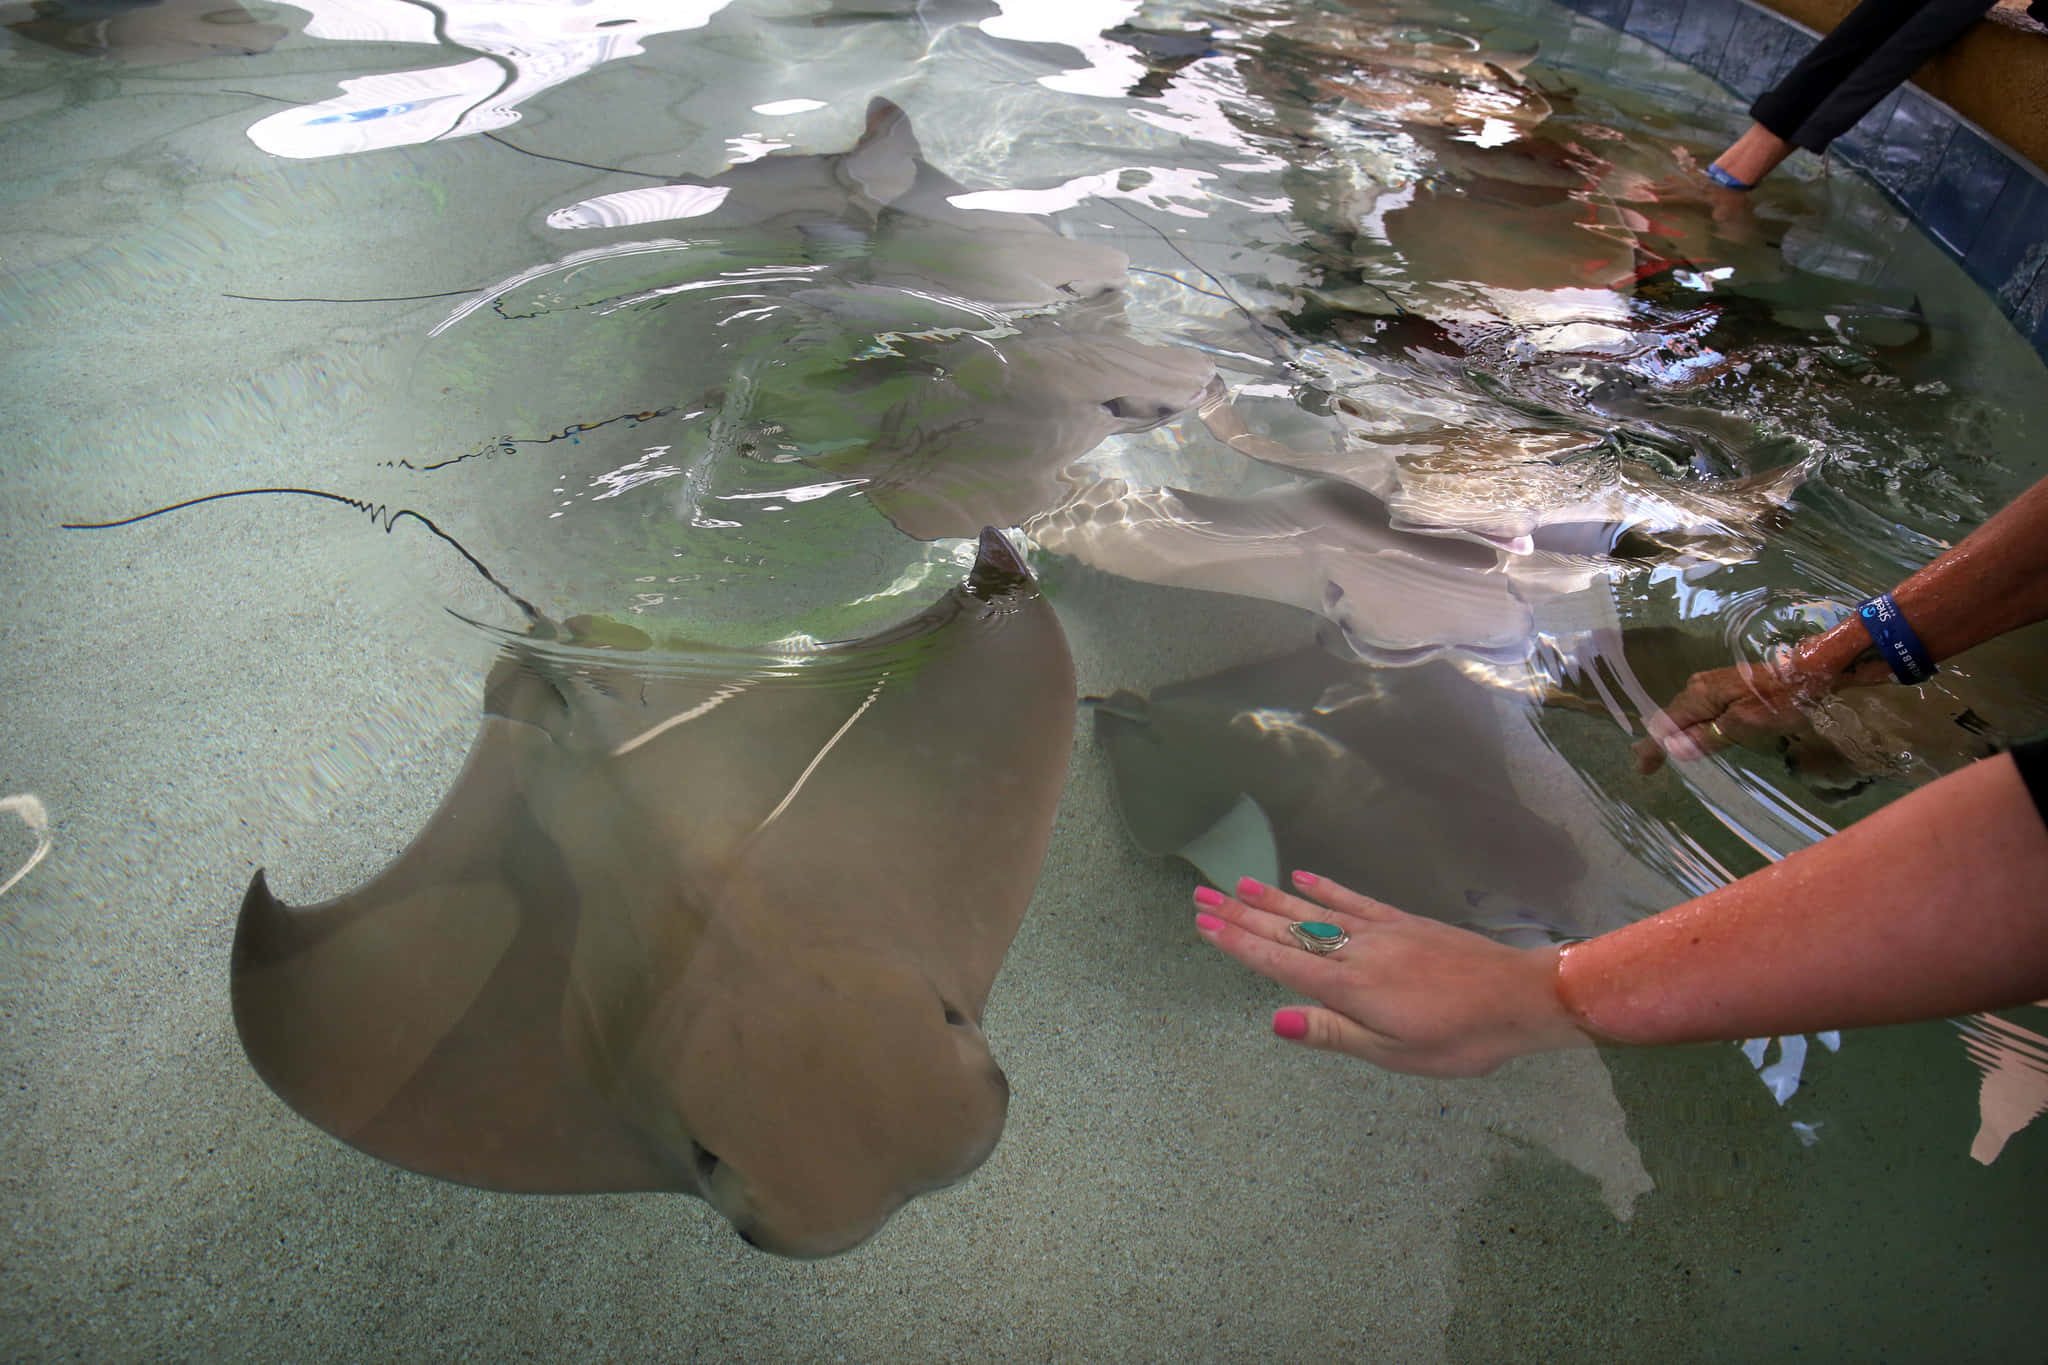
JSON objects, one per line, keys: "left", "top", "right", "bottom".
{"left": 1273, "top": 1009, "right": 1309, "bottom": 1041}
{"left": 1291, "top": 870, "right": 1318, "bottom": 888}
{"left": 1236, "top": 876, "right": 1266, "bottom": 899}
{"left": 1193, "top": 886, "right": 1224, "bottom": 908}
{"left": 1195, "top": 912, "right": 1224, "bottom": 934}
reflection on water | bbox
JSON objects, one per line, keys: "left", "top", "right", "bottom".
{"left": 5, "top": 0, "right": 2047, "bottom": 1339}
{"left": 244, "top": 0, "right": 733, "bottom": 158}
{"left": 1958, "top": 1009, "right": 2048, "bottom": 1165}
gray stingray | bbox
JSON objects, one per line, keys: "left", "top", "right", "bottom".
{"left": 1030, "top": 388, "right": 1807, "bottom": 668}
{"left": 232, "top": 530, "right": 1075, "bottom": 1259}
{"left": 547, "top": 97, "right": 1131, "bottom": 311}
{"left": 536, "top": 98, "right": 1219, "bottom": 540}
{"left": 1030, "top": 472, "right": 1612, "bottom": 668}
{"left": 1092, "top": 647, "right": 1587, "bottom": 938}
{"left": 814, "top": 305, "right": 1221, "bottom": 540}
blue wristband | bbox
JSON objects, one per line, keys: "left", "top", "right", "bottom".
{"left": 1703, "top": 163, "right": 1753, "bottom": 191}
{"left": 1855, "top": 593, "right": 1937, "bottom": 684}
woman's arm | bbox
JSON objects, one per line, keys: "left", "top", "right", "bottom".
{"left": 1636, "top": 473, "right": 2048, "bottom": 772}
{"left": 1192, "top": 749, "right": 2048, "bottom": 1076}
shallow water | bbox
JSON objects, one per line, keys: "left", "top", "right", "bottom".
{"left": 4, "top": 0, "right": 2047, "bottom": 1356}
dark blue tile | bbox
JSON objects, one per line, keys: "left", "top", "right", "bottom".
{"left": 1574, "top": 0, "right": 1633, "bottom": 26}
{"left": 1921, "top": 125, "right": 2016, "bottom": 257}
{"left": 1555, "top": 14, "right": 1624, "bottom": 71}
{"left": 1717, "top": 4, "right": 1797, "bottom": 101}
{"left": 1963, "top": 169, "right": 2048, "bottom": 308}
{"left": 1623, "top": 0, "right": 1687, "bottom": 49}
{"left": 1864, "top": 87, "right": 1954, "bottom": 214}
{"left": 1757, "top": 19, "right": 1813, "bottom": 90}
{"left": 2016, "top": 251, "right": 2048, "bottom": 334}
{"left": 1833, "top": 87, "right": 1900, "bottom": 169}
{"left": 1668, "top": 0, "right": 1739, "bottom": 71}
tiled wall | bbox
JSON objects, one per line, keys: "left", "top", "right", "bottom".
{"left": 1549, "top": 0, "right": 2048, "bottom": 364}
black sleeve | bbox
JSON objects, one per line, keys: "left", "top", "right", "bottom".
{"left": 2013, "top": 736, "right": 2048, "bottom": 831}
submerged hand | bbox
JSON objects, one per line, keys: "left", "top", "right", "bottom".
{"left": 1192, "top": 873, "right": 1592, "bottom": 1078}
{"left": 1632, "top": 657, "right": 1820, "bottom": 774}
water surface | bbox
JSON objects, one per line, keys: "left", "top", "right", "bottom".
{"left": 4, "top": 0, "right": 2045, "bottom": 1357}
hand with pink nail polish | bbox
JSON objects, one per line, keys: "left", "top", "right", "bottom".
{"left": 1192, "top": 873, "right": 1592, "bottom": 1077}
{"left": 1193, "top": 739, "right": 2048, "bottom": 1076}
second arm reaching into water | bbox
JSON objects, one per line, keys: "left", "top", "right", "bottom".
{"left": 1635, "top": 472, "right": 2048, "bottom": 773}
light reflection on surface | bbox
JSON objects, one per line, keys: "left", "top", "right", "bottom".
{"left": 244, "top": 0, "right": 733, "bottom": 158}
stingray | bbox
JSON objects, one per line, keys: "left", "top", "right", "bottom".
{"left": 231, "top": 529, "right": 1075, "bottom": 1259}
{"left": 525, "top": 97, "right": 1220, "bottom": 541}
{"left": 1028, "top": 471, "right": 1612, "bottom": 668}
{"left": 1090, "top": 647, "right": 1587, "bottom": 939}
{"left": 1027, "top": 375, "right": 1809, "bottom": 667}
{"left": 813, "top": 304, "right": 1222, "bottom": 540}
{"left": 544, "top": 97, "right": 1132, "bottom": 311}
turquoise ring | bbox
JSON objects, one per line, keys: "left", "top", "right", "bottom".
{"left": 1287, "top": 921, "right": 1349, "bottom": 955}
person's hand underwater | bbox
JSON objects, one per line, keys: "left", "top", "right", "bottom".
{"left": 1192, "top": 873, "right": 1594, "bottom": 1078}
{"left": 1632, "top": 655, "right": 1825, "bottom": 774}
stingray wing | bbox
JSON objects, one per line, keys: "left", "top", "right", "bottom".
{"left": 230, "top": 671, "right": 700, "bottom": 1195}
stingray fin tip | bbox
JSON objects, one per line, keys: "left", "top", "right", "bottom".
{"left": 232, "top": 868, "right": 296, "bottom": 973}
{"left": 969, "top": 527, "right": 1032, "bottom": 593}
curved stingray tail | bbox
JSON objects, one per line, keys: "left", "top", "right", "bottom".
{"left": 62, "top": 487, "right": 542, "bottom": 627}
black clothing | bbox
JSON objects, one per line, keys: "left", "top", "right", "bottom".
{"left": 1751, "top": 0, "right": 1998, "bottom": 151}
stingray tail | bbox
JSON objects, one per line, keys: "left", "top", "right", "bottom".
{"left": 62, "top": 487, "right": 542, "bottom": 626}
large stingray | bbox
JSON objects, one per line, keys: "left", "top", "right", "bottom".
{"left": 232, "top": 529, "right": 1075, "bottom": 1258}
{"left": 1092, "top": 648, "right": 1590, "bottom": 939}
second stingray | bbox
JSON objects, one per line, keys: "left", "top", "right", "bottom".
{"left": 231, "top": 530, "right": 1075, "bottom": 1259}
{"left": 1092, "top": 647, "right": 1587, "bottom": 941}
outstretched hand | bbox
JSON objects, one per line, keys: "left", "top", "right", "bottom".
{"left": 1193, "top": 873, "right": 1593, "bottom": 1077}
{"left": 1632, "top": 658, "right": 1822, "bottom": 775}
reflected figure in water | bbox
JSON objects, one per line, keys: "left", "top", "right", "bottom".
{"left": 1957, "top": 1011, "right": 2048, "bottom": 1165}
{"left": 232, "top": 531, "right": 1074, "bottom": 1258}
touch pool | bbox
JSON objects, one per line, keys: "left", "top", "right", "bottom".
{"left": 3, "top": 0, "right": 2045, "bottom": 1357}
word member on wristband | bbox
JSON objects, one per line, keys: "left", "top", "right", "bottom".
{"left": 1856, "top": 593, "right": 1938, "bottom": 684}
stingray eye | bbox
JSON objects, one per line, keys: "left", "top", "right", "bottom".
{"left": 690, "top": 1140, "right": 722, "bottom": 1184}
{"left": 942, "top": 1003, "right": 969, "bottom": 1027}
